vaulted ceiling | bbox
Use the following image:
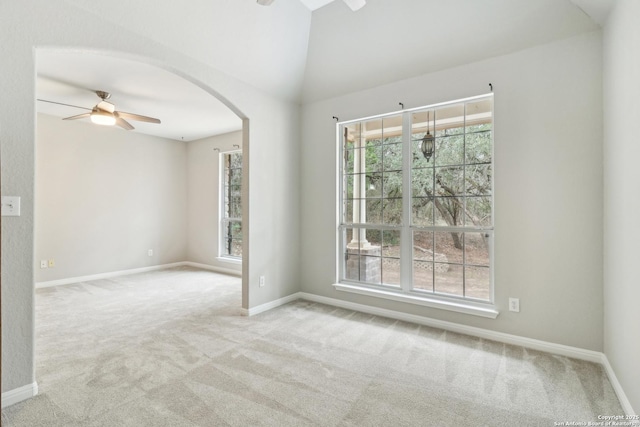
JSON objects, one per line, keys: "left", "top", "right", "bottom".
{"left": 36, "top": 0, "right": 611, "bottom": 141}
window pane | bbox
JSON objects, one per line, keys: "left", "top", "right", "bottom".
{"left": 366, "top": 229, "right": 382, "bottom": 246}
{"left": 435, "top": 231, "right": 463, "bottom": 264}
{"left": 382, "top": 115, "right": 403, "bottom": 143}
{"left": 435, "top": 135, "right": 464, "bottom": 166}
{"left": 382, "top": 171, "right": 403, "bottom": 198}
{"left": 433, "top": 197, "right": 463, "bottom": 227}
{"left": 344, "top": 199, "right": 354, "bottom": 224}
{"left": 222, "top": 220, "right": 242, "bottom": 257}
{"left": 382, "top": 142, "right": 403, "bottom": 171}
{"left": 344, "top": 122, "right": 361, "bottom": 149}
{"left": 365, "top": 199, "right": 381, "bottom": 224}
{"left": 365, "top": 143, "right": 382, "bottom": 173}
{"left": 344, "top": 148, "right": 360, "bottom": 175}
{"left": 382, "top": 230, "right": 401, "bottom": 257}
{"left": 364, "top": 118, "right": 383, "bottom": 146}
{"left": 344, "top": 227, "right": 356, "bottom": 247}
{"left": 465, "top": 164, "right": 492, "bottom": 196}
{"left": 382, "top": 257, "right": 401, "bottom": 287}
{"left": 412, "top": 138, "right": 433, "bottom": 169}
{"left": 222, "top": 152, "right": 242, "bottom": 260}
{"left": 344, "top": 174, "right": 354, "bottom": 199}
{"left": 413, "top": 231, "right": 434, "bottom": 261}
{"left": 465, "top": 232, "right": 490, "bottom": 267}
{"left": 465, "top": 99, "right": 492, "bottom": 133}
{"left": 382, "top": 198, "right": 402, "bottom": 225}
{"left": 413, "top": 261, "right": 434, "bottom": 292}
{"left": 435, "top": 263, "right": 463, "bottom": 297}
{"left": 344, "top": 228, "right": 360, "bottom": 281}
{"left": 230, "top": 152, "right": 242, "bottom": 168}
{"left": 412, "top": 198, "right": 434, "bottom": 226}
{"left": 366, "top": 173, "right": 381, "bottom": 198}
{"left": 412, "top": 168, "right": 433, "bottom": 197}
{"left": 435, "top": 104, "right": 464, "bottom": 137}
{"left": 465, "top": 130, "right": 492, "bottom": 165}
{"left": 465, "top": 266, "right": 490, "bottom": 301}
{"left": 465, "top": 196, "right": 492, "bottom": 227}
{"left": 435, "top": 166, "right": 464, "bottom": 196}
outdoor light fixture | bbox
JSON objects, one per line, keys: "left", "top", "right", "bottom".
{"left": 420, "top": 110, "right": 434, "bottom": 161}
{"left": 90, "top": 108, "right": 116, "bottom": 126}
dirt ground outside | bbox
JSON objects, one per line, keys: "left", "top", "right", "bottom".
{"left": 357, "top": 231, "right": 491, "bottom": 301}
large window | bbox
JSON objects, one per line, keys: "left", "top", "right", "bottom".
{"left": 220, "top": 151, "right": 242, "bottom": 260}
{"left": 338, "top": 94, "right": 493, "bottom": 310}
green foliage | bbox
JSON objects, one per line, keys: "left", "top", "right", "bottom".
{"left": 343, "top": 122, "right": 492, "bottom": 232}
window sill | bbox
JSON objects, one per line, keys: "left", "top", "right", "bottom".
{"left": 216, "top": 257, "right": 242, "bottom": 265}
{"left": 333, "top": 283, "right": 499, "bottom": 319}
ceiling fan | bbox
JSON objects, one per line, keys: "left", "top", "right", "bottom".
{"left": 38, "top": 90, "right": 161, "bottom": 131}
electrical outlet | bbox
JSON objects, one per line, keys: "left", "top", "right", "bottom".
{"left": 148, "top": 249, "right": 153, "bottom": 257}
{"left": 40, "top": 260, "right": 48, "bottom": 269}
{"left": 259, "top": 276, "right": 265, "bottom": 288}
{"left": 1, "top": 196, "right": 21, "bottom": 216}
{"left": 48, "top": 259, "right": 55, "bottom": 268}
{"left": 509, "top": 297, "right": 520, "bottom": 312}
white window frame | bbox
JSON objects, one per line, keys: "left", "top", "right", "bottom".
{"left": 218, "top": 149, "right": 242, "bottom": 263}
{"left": 334, "top": 94, "right": 497, "bottom": 318}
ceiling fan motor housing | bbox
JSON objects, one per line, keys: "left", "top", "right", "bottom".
{"left": 95, "top": 90, "right": 111, "bottom": 100}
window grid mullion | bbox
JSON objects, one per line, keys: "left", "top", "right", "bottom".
{"left": 462, "top": 102, "right": 467, "bottom": 297}
{"left": 400, "top": 112, "right": 413, "bottom": 292}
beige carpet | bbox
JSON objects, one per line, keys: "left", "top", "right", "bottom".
{"left": 2, "top": 266, "right": 623, "bottom": 426}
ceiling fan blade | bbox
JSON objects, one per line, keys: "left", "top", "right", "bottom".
{"left": 96, "top": 100, "right": 115, "bottom": 113}
{"left": 37, "top": 99, "right": 91, "bottom": 111}
{"left": 116, "top": 111, "right": 161, "bottom": 124}
{"left": 63, "top": 112, "right": 91, "bottom": 121}
{"left": 115, "top": 117, "right": 134, "bottom": 130}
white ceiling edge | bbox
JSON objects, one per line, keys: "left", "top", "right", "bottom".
{"left": 569, "top": 0, "right": 616, "bottom": 25}
{"left": 299, "top": 0, "right": 365, "bottom": 11}
{"left": 299, "top": 0, "right": 335, "bottom": 10}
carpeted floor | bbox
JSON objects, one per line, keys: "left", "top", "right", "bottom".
{"left": 2, "top": 266, "right": 623, "bottom": 426}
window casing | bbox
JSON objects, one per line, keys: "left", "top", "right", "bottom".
{"left": 338, "top": 94, "right": 494, "bottom": 308}
{"left": 220, "top": 151, "right": 242, "bottom": 260}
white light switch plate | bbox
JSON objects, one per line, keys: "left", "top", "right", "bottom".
{"left": 1, "top": 196, "right": 21, "bottom": 216}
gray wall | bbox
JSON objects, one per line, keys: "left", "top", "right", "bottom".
{"left": 35, "top": 114, "right": 187, "bottom": 282}
{"left": 603, "top": 0, "right": 640, "bottom": 413}
{"left": 300, "top": 32, "right": 604, "bottom": 351}
{"left": 1, "top": 1, "right": 303, "bottom": 393}
{"left": 187, "top": 131, "right": 242, "bottom": 273}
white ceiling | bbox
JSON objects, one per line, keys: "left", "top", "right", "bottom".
{"left": 36, "top": 0, "right": 612, "bottom": 141}
{"left": 302, "top": 0, "right": 604, "bottom": 102}
{"left": 36, "top": 51, "right": 242, "bottom": 142}
{"left": 299, "top": 0, "right": 365, "bottom": 11}
{"left": 299, "top": 0, "right": 336, "bottom": 10}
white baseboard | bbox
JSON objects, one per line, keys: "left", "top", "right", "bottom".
{"left": 601, "top": 354, "right": 638, "bottom": 418}
{"left": 183, "top": 262, "right": 241, "bottom": 277}
{"left": 298, "top": 292, "right": 603, "bottom": 363}
{"left": 297, "top": 292, "right": 640, "bottom": 416}
{"left": 1, "top": 382, "right": 38, "bottom": 408}
{"left": 35, "top": 261, "right": 242, "bottom": 289}
{"left": 241, "top": 292, "right": 301, "bottom": 316}
{"left": 35, "top": 262, "right": 187, "bottom": 288}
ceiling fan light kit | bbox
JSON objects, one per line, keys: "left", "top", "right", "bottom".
{"left": 90, "top": 108, "right": 116, "bottom": 126}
